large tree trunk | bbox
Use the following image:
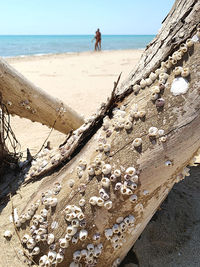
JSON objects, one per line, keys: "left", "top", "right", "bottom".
{"left": 0, "top": 58, "right": 84, "bottom": 134}
{"left": 0, "top": 0, "right": 200, "bottom": 267}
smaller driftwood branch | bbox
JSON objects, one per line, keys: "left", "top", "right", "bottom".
{"left": 0, "top": 58, "right": 84, "bottom": 134}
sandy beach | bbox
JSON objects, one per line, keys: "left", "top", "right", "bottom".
{"left": 6, "top": 49, "right": 143, "bottom": 157}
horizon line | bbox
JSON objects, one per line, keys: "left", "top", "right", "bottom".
{"left": 0, "top": 33, "right": 156, "bottom": 36}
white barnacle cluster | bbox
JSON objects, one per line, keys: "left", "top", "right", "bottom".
{"left": 98, "top": 141, "right": 111, "bottom": 154}
{"left": 19, "top": 99, "right": 36, "bottom": 114}
{"left": 69, "top": 243, "right": 103, "bottom": 266}
{"left": 101, "top": 105, "right": 145, "bottom": 143}
{"left": 27, "top": 146, "right": 65, "bottom": 178}
{"left": 129, "top": 104, "right": 146, "bottom": 121}
{"left": 112, "top": 107, "right": 127, "bottom": 131}
{"left": 87, "top": 161, "right": 141, "bottom": 210}
{"left": 13, "top": 180, "right": 64, "bottom": 265}
{"left": 14, "top": 200, "right": 40, "bottom": 228}
{"left": 76, "top": 159, "right": 87, "bottom": 178}
{"left": 130, "top": 30, "right": 197, "bottom": 108}
{"left": 105, "top": 215, "right": 135, "bottom": 250}
{"left": 63, "top": 204, "right": 89, "bottom": 246}
{"left": 41, "top": 188, "right": 58, "bottom": 207}
{"left": 148, "top": 126, "right": 167, "bottom": 143}
{"left": 26, "top": 119, "right": 92, "bottom": 179}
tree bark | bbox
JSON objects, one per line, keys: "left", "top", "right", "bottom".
{"left": 0, "top": 58, "right": 84, "bottom": 134}
{"left": 0, "top": 0, "right": 200, "bottom": 267}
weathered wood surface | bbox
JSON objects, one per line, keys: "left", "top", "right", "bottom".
{"left": 0, "top": 0, "right": 200, "bottom": 266}
{"left": 118, "top": 0, "right": 200, "bottom": 97}
{"left": 0, "top": 58, "right": 84, "bottom": 134}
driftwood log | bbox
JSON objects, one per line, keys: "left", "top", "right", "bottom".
{"left": 0, "top": 58, "right": 84, "bottom": 134}
{"left": 0, "top": 0, "right": 200, "bottom": 266}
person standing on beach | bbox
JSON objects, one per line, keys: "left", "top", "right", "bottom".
{"left": 93, "top": 28, "right": 101, "bottom": 51}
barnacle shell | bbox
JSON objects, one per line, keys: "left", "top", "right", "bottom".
{"left": 129, "top": 194, "right": 138, "bottom": 203}
{"left": 151, "top": 85, "right": 160, "bottom": 94}
{"left": 160, "top": 136, "right": 167, "bottom": 142}
{"left": 103, "top": 143, "right": 111, "bottom": 153}
{"left": 174, "top": 66, "right": 183, "bottom": 76}
{"left": 89, "top": 196, "right": 98, "bottom": 205}
{"left": 48, "top": 251, "right": 57, "bottom": 262}
{"left": 47, "top": 233, "right": 55, "bottom": 245}
{"left": 39, "top": 255, "right": 48, "bottom": 265}
{"left": 132, "top": 138, "right": 142, "bottom": 147}
{"left": 149, "top": 72, "right": 157, "bottom": 81}
{"left": 133, "top": 84, "right": 141, "bottom": 93}
{"left": 104, "top": 200, "right": 113, "bottom": 210}
{"left": 110, "top": 174, "right": 117, "bottom": 182}
{"left": 115, "top": 182, "right": 122, "bottom": 190}
{"left": 67, "top": 225, "right": 78, "bottom": 236}
{"left": 125, "top": 167, "right": 136, "bottom": 176}
{"left": 101, "top": 177, "right": 110, "bottom": 188}
{"left": 79, "top": 159, "right": 87, "bottom": 170}
{"left": 165, "top": 59, "right": 172, "bottom": 69}
{"left": 87, "top": 165, "right": 95, "bottom": 176}
{"left": 73, "top": 250, "right": 81, "bottom": 261}
{"left": 59, "top": 238, "right": 69, "bottom": 248}
{"left": 181, "top": 67, "right": 190, "bottom": 77}
{"left": 102, "top": 164, "right": 112, "bottom": 175}
{"left": 79, "top": 229, "right": 88, "bottom": 241}
{"left": 159, "top": 73, "right": 169, "bottom": 81}
{"left": 124, "top": 120, "right": 132, "bottom": 130}
{"left": 165, "top": 160, "right": 172, "bottom": 166}
{"left": 151, "top": 92, "right": 159, "bottom": 101}
{"left": 155, "top": 98, "right": 165, "bottom": 108}
{"left": 56, "top": 253, "right": 64, "bottom": 263}
{"left": 138, "top": 110, "right": 146, "bottom": 118}
{"left": 140, "top": 78, "right": 147, "bottom": 88}
{"left": 180, "top": 43, "right": 188, "bottom": 53}
{"left": 3, "top": 230, "right": 12, "bottom": 238}
{"left": 79, "top": 198, "right": 86, "bottom": 207}
{"left": 120, "top": 186, "right": 132, "bottom": 195}
{"left": 32, "top": 246, "right": 40, "bottom": 255}
{"left": 148, "top": 126, "right": 158, "bottom": 137}
{"left": 114, "top": 169, "right": 121, "bottom": 177}
{"left": 96, "top": 197, "right": 105, "bottom": 206}
{"left": 26, "top": 238, "right": 36, "bottom": 249}
{"left": 105, "top": 228, "right": 113, "bottom": 240}
{"left": 146, "top": 77, "right": 152, "bottom": 86}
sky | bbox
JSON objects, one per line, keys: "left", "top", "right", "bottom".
{"left": 0, "top": 0, "right": 175, "bottom": 35}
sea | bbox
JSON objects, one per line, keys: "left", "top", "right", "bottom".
{"left": 0, "top": 35, "right": 155, "bottom": 58}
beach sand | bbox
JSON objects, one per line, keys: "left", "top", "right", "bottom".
{"left": 4, "top": 50, "right": 200, "bottom": 267}
{"left": 7, "top": 49, "right": 143, "bottom": 157}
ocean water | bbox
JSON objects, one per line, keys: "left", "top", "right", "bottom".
{"left": 0, "top": 35, "right": 155, "bottom": 57}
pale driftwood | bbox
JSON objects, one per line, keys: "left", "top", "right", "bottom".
{"left": 0, "top": 0, "right": 200, "bottom": 267}
{"left": 0, "top": 58, "right": 84, "bottom": 134}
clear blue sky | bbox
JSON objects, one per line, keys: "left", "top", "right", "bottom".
{"left": 0, "top": 0, "right": 174, "bottom": 35}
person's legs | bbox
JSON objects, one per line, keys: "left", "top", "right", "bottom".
{"left": 98, "top": 40, "right": 101, "bottom": 50}
{"left": 95, "top": 40, "right": 98, "bottom": 51}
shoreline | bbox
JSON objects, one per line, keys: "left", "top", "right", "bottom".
{"left": 4, "top": 48, "right": 144, "bottom": 62}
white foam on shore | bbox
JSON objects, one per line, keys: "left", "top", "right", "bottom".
{"left": 2, "top": 48, "right": 144, "bottom": 60}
